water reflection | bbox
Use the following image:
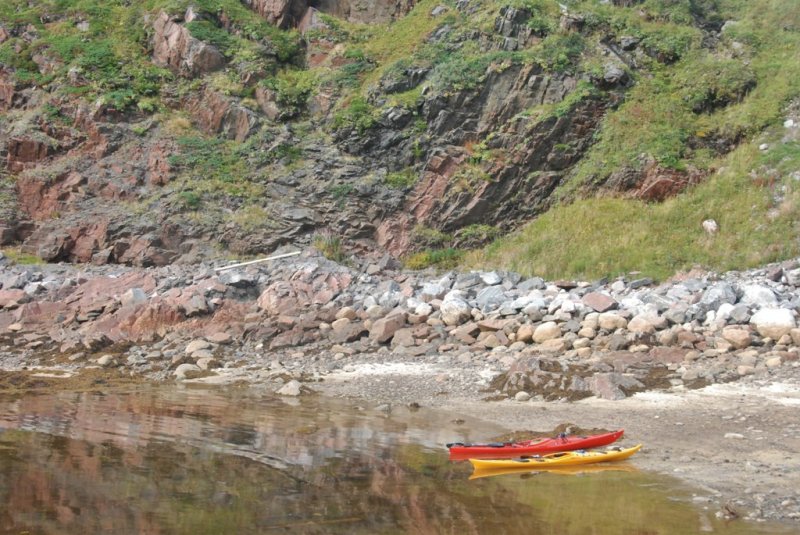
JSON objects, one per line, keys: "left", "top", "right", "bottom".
{"left": 0, "top": 387, "right": 790, "bottom": 534}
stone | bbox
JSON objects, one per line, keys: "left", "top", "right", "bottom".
{"left": 185, "top": 339, "right": 211, "bottom": 354}
{"left": 598, "top": 312, "right": 628, "bottom": 330}
{"left": 539, "top": 338, "right": 568, "bottom": 354}
{"left": 440, "top": 295, "right": 471, "bottom": 326}
{"left": 369, "top": 311, "right": 408, "bottom": 343}
{"left": 765, "top": 356, "right": 783, "bottom": 368}
{"left": 721, "top": 327, "right": 752, "bottom": 350}
{"left": 514, "top": 391, "right": 531, "bottom": 402}
{"left": 331, "top": 317, "right": 352, "bottom": 331}
{"left": 740, "top": 284, "right": 777, "bottom": 307}
{"left": 207, "top": 332, "right": 233, "bottom": 344}
{"left": 750, "top": 308, "right": 796, "bottom": 340}
{"left": 335, "top": 307, "right": 357, "bottom": 320}
{"left": 516, "top": 324, "right": 535, "bottom": 343}
{"left": 7, "top": 323, "right": 22, "bottom": 332}
{"left": 737, "top": 365, "right": 755, "bottom": 376}
{"left": 533, "top": 322, "right": 561, "bottom": 343}
{"left": 475, "top": 286, "right": 506, "bottom": 311}
{"left": 96, "top": 355, "right": 116, "bottom": 367}
{"left": 120, "top": 287, "right": 148, "bottom": 308}
{"left": 702, "top": 219, "right": 719, "bottom": 234}
{"left": 480, "top": 271, "right": 503, "bottom": 285}
{"left": 277, "top": 379, "right": 302, "bottom": 396}
{"left": 196, "top": 357, "right": 220, "bottom": 370}
{"left": 480, "top": 333, "right": 501, "bottom": 349}
{"left": 628, "top": 316, "right": 655, "bottom": 334}
{"left": 582, "top": 292, "right": 617, "bottom": 312}
{"left": 174, "top": 363, "right": 201, "bottom": 380}
{"left": 701, "top": 283, "right": 737, "bottom": 310}
{"left": 588, "top": 373, "right": 644, "bottom": 400}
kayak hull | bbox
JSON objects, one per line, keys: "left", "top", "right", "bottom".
{"left": 449, "top": 429, "right": 624, "bottom": 460}
{"left": 469, "top": 444, "right": 642, "bottom": 471}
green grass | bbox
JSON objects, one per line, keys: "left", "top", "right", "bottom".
{"left": 473, "top": 141, "right": 800, "bottom": 281}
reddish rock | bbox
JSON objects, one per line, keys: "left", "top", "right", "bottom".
{"left": 0, "top": 289, "right": 30, "bottom": 309}
{"left": 242, "top": 0, "right": 308, "bottom": 28}
{"left": 255, "top": 87, "right": 281, "bottom": 120}
{"left": 146, "top": 143, "right": 174, "bottom": 186}
{"left": 369, "top": 310, "right": 408, "bottom": 343}
{"left": 152, "top": 12, "right": 225, "bottom": 77}
{"left": 0, "top": 71, "right": 14, "bottom": 111}
{"left": 17, "top": 171, "right": 85, "bottom": 221}
{"left": 7, "top": 137, "right": 50, "bottom": 172}
{"left": 582, "top": 292, "right": 618, "bottom": 312}
{"left": 376, "top": 150, "right": 467, "bottom": 255}
{"left": 258, "top": 268, "right": 352, "bottom": 317}
{"left": 477, "top": 318, "right": 511, "bottom": 331}
{"left": 185, "top": 89, "right": 259, "bottom": 142}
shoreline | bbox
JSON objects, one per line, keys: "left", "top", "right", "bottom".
{"left": 2, "top": 251, "right": 800, "bottom": 523}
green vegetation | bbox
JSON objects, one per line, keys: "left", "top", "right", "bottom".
{"left": 331, "top": 97, "right": 377, "bottom": 134}
{"left": 261, "top": 69, "right": 318, "bottom": 117}
{"left": 1, "top": 248, "right": 44, "bottom": 265}
{"left": 404, "top": 248, "right": 463, "bottom": 270}
{"left": 384, "top": 168, "right": 418, "bottom": 189}
{"left": 474, "top": 140, "right": 800, "bottom": 280}
{"left": 313, "top": 231, "right": 346, "bottom": 263}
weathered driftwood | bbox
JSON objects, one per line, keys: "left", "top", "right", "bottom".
{"left": 214, "top": 251, "right": 302, "bottom": 272}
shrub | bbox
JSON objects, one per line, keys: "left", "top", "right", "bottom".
{"left": 404, "top": 248, "right": 463, "bottom": 270}
{"left": 331, "top": 97, "right": 377, "bottom": 134}
{"left": 313, "top": 231, "right": 346, "bottom": 263}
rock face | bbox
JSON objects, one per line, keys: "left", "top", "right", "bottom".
{"left": 376, "top": 64, "right": 606, "bottom": 256}
{"left": 152, "top": 12, "right": 226, "bottom": 77}
{"left": 242, "top": 0, "right": 416, "bottom": 26}
{"left": 241, "top": 0, "right": 310, "bottom": 28}
{"left": 184, "top": 89, "right": 260, "bottom": 141}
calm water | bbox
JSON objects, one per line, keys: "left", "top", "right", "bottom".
{"left": 0, "top": 387, "right": 791, "bottom": 534}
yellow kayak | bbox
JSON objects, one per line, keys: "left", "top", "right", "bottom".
{"left": 469, "top": 445, "right": 642, "bottom": 471}
{"left": 469, "top": 462, "right": 639, "bottom": 480}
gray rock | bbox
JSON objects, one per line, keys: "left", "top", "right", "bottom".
{"left": 740, "top": 284, "right": 778, "bottom": 307}
{"left": 701, "top": 283, "right": 738, "bottom": 310}
{"left": 518, "top": 277, "right": 545, "bottom": 291}
{"left": 475, "top": 286, "right": 506, "bottom": 311}
{"left": 440, "top": 294, "right": 471, "bottom": 326}
{"left": 480, "top": 271, "right": 503, "bottom": 286}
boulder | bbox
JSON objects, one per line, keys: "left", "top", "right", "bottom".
{"left": 369, "top": 311, "right": 408, "bottom": 343}
{"left": 440, "top": 295, "right": 471, "bottom": 326}
{"left": 532, "top": 321, "right": 561, "bottom": 343}
{"left": 739, "top": 284, "right": 778, "bottom": 307}
{"left": 721, "top": 327, "right": 752, "bottom": 350}
{"left": 582, "top": 292, "right": 617, "bottom": 312}
{"left": 598, "top": 312, "right": 628, "bottom": 330}
{"left": 627, "top": 315, "right": 655, "bottom": 334}
{"left": 750, "top": 308, "right": 796, "bottom": 340}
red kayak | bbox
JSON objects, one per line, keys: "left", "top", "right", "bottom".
{"left": 447, "top": 429, "right": 624, "bottom": 460}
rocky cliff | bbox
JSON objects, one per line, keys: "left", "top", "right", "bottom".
{"left": 0, "top": 0, "right": 798, "bottom": 275}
